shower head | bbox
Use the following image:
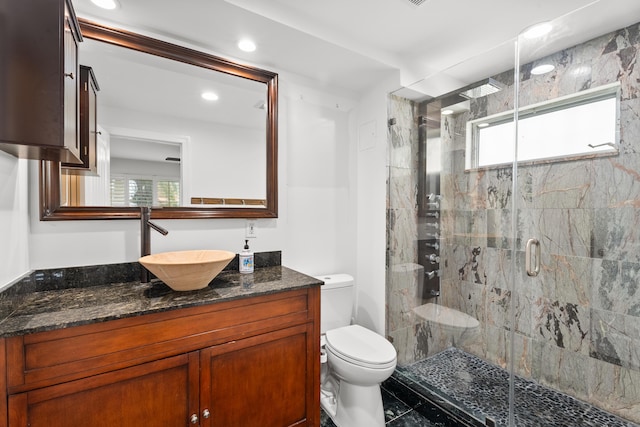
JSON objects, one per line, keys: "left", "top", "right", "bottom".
{"left": 458, "top": 78, "right": 504, "bottom": 99}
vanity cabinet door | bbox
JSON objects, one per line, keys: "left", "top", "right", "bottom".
{"left": 200, "top": 324, "right": 315, "bottom": 427}
{"left": 7, "top": 353, "right": 199, "bottom": 427}
{"left": 0, "top": 0, "right": 82, "bottom": 163}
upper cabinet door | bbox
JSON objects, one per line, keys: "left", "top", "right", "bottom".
{"left": 62, "top": 0, "right": 81, "bottom": 163}
{"left": 62, "top": 65, "right": 99, "bottom": 173}
{"left": 0, "top": 0, "right": 82, "bottom": 164}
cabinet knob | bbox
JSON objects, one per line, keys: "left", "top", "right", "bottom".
{"left": 65, "top": 72, "right": 75, "bottom": 80}
{"left": 190, "top": 413, "right": 198, "bottom": 424}
{"left": 202, "top": 409, "right": 211, "bottom": 419}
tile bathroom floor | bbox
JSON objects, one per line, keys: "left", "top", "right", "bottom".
{"left": 320, "top": 376, "right": 475, "bottom": 427}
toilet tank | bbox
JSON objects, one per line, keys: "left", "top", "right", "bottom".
{"left": 316, "top": 274, "right": 354, "bottom": 334}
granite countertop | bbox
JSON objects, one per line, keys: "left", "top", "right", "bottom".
{"left": 0, "top": 266, "right": 321, "bottom": 338}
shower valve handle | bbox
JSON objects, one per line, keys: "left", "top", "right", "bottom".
{"left": 425, "top": 270, "right": 441, "bottom": 280}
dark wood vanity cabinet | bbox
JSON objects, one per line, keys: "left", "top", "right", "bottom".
{"left": 8, "top": 354, "right": 195, "bottom": 427}
{"left": 62, "top": 66, "right": 99, "bottom": 172}
{"left": 0, "top": 0, "right": 83, "bottom": 164}
{"left": 2, "top": 287, "right": 320, "bottom": 427}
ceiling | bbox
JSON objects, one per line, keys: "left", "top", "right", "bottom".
{"left": 73, "top": 0, "right": 640, "bottom": 100}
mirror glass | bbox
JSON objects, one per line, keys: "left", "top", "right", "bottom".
{"left": 43, "top": 19, "right": 278, "bottom": 220}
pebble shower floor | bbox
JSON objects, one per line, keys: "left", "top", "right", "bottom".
{"left": 395, "top": 348, "right": 640, "bottom": 427}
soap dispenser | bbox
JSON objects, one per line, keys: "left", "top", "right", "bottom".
{"left": 239, "top": 240, "right": 254, "bottom": 274}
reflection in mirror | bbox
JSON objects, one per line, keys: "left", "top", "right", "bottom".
{"left": 108, "top": 133, "right": 184, "bottom": 208}
{"left": 43, "top": 19, "right": 278, "bottom": 220}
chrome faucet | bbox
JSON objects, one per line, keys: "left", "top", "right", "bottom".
{"left": 140, "top": 206, "right": 169, "bottom": 283}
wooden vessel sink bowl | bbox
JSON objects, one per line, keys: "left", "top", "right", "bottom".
{"left": 139, "top": 250, "right": 236, "bottom": 291}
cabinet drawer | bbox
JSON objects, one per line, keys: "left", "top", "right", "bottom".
{"left": 6, "top": 288, "right": 315, "bottom": 393}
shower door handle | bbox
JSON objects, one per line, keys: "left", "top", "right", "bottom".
{"left": 525, "top": 238, "right": 540, "bottom": 277}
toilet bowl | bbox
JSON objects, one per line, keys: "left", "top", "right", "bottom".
{"left": 322, "top": 325, "right": 397, "bottom": 427}
{"left": 413, "top": 303, "right": 479, "bottom": 345}
{"left": 317, "top": 275, "right": 398, "bottom": 427}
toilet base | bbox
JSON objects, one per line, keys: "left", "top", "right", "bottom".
{"left": 321, "top": 380, "right": 385, "bottom": 427}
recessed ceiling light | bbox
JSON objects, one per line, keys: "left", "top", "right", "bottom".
{"left": 201, "top": 91, "right": 219, "bottom": 101}
{"left": 522, "top": 22, "right": 552, "bottom": 39}
{"left": 238, "top": 39, "right": 256, "bottom": 52}
{"left": 441, "top": 109, "right": 454, "bottom": 116}
{"left": 531, "top": 64, "right": 555, "bottom": 75}
{"left": 91, "top": 0, "right": 119, "bottom": 10}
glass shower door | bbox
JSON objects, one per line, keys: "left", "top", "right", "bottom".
{"left": 386, "top": 33, "right": 519, "bottom": 427}
{"left": 511, "top": 6, "right": 640, "bottom": 426}
{"left": 387, "top": 6, "right": 640, "bottom": 425}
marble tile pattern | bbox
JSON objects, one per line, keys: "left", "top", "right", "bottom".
{"left": 387, "top": 94, "right": 424, "bottom": 364}
{"left": 397, "top": 348, "right": 640, "bottom": 427}
{"left": 0, "top": 252, "right": 322, "bottom": 338}
{"left": 387, "top": 21, "right": 640, "bottom": 424}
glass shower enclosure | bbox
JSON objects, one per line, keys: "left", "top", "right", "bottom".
{"left": 386, "top": 4, "right": 640, "bottom": 426}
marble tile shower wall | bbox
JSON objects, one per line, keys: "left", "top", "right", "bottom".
{"left": 387, "top": 22, "right": 640, "bottom": 423}
{"left": 386, "top": 94, "right": 426, "bottom": 364}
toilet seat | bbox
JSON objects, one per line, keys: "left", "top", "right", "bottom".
{"left": 325, "top": 325, "right": 397, "bottom": 370}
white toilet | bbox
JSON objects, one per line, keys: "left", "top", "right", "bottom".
{"left": 317, "top": 274, "right": 397, "bottom": 427}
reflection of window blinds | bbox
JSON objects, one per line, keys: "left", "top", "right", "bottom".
{"left": 156, "top": 180, "right": 180, "bottom": 207}
{"left": 128, "top": 179, "right": 153, "bottom": 207}
{"left": 110, "top": 177, "right": 127, "bottom": 206}
{"left": 110, "top": 175, "right": 179, "bottom": 207}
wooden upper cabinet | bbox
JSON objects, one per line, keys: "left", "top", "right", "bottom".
{"left": 0, "top": 0, "right": 83, "bottom": 163}
{"left": 62, "top": 65, "right": 100, "bottom": 172}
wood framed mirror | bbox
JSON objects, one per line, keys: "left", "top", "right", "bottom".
{"left": 40, "top": 19, "right": 278, "bottom": 220}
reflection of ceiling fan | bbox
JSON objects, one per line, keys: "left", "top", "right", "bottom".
{"left": 108, "top": 132, "right": 183, "bottom": 164}
{"left": 587, "top": 142, "right": 615, "bottom": 149}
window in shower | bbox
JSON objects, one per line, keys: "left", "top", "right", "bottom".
{"left": 465, "top": 82, "right": 620, "bottom": 169}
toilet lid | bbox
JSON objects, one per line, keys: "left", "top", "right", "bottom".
{"left": 325, "top": 325, "right": 397, "bottom": 367}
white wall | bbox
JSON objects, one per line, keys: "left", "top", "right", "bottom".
{"left": 0, "top": 151, "right": 30, "bottom": 289}
{"left": 24, "top": 78, "right": 357, "bottom": 282}
{"left": 281, "top": 94, "right": 355, "bottom": 276}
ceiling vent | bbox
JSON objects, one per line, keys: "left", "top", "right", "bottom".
{"left": 404, "top": 0, "right": 429, "bottom": 6}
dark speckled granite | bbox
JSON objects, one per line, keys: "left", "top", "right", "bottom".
{"left": 0, "top": 251, "right": 321, "bottom": 338}
{"left": 8, "top": 251, "right": 282, "bottom": 293}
